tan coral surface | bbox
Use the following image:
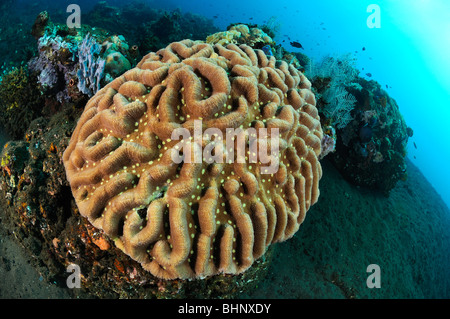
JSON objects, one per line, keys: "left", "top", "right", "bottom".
{"left": 63, "top": 40, "right": 323, "bottom": 279}
{"left": 206, "top": 24, "right": 273, "bottom": 46}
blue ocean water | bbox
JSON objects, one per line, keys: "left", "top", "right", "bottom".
{"left": 164, "top": 0, "right": 450, "bottom": 208}
{"left": 4, "top": 0, "right": 450, "bottom": 208}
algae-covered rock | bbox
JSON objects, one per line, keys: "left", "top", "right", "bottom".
{"left": 0, "top": 66, "right": 44, "bottom": 139}
{"left": 334, "top": 81, "right": 409, "bottom": 193}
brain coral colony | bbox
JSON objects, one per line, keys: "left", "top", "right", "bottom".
{"left": 63, "top": 39, "right": 323, "bottom": 280}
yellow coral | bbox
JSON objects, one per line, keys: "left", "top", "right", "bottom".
{"left": 1, "top": 153, "right": 10, "bottom": 167}
{"left": 206, "top": 29, "right": 241, "bottom": 46}
{"left": 0, "top": 67, "right": 29, "bottom": 114}
{"left": 206, "top": 24, "right": 273, "bottom": 47}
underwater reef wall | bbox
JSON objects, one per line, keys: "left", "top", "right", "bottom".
{"left": 84, "top": 1, "right": 219, "bottom": 54}
{"left": 307, "top": 55, "right": 412, "bottom": 194}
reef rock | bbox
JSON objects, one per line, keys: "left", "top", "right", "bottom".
{"left": 331, "top": 78, "right": 411, "bottom": 194}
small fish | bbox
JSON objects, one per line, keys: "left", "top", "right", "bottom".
{"left": 290, "top": 41, "right": 304, "bottom": 49}
{"left": 413, "top": 142, "right": 417, "bottom": 149}
{"left": 261, "top": 45, "right": 274, "bottom": 57}
{"left": 150, "top": 186, "right": 168, "bottom": 202}
{"left": 213, "top": 15, "right": 218, "bottom": 18}
{"left": 249, "top": 17, "right": 253, "bottom": 20}
{"left": 414, "top": 156, "right": 416, "bottom": 159}
{"left": 366, "top": 73, "right": 372, "bottom": 77}
{"left": 362, "top": 47, "right": 366, "bottom": 51}
{"left": 320, "top": 22, "right": 324, "bottom": 25}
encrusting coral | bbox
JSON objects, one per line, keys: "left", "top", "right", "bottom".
{"left": 206, "top": 24, "right": 273, "bottom": 48}
{"left": 0, "top": 66, "right": 44, "bottom": 139}
{"left": 63, "top": 40, "right": 323, "bottom": 279}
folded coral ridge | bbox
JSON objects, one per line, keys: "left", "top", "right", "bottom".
{"left": 63, "top": 40, "right": 323, "bottom": 279}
